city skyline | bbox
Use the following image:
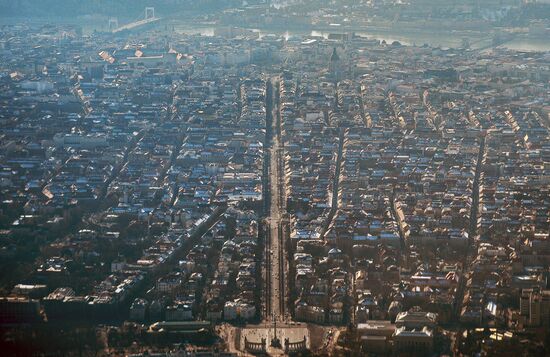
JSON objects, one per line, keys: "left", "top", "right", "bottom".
{"left": 0, "top": 1, "right": 549, "bottom": 356}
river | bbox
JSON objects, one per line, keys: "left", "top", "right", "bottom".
{"left": 172, "top": 22, "right": 549, "bottom": 52}
{"left": 1, "top": 16, "right": 548, "bottom": 52}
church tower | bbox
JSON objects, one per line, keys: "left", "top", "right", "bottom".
{"left": 329, "top": 47, "right": 342, "bottom": 82}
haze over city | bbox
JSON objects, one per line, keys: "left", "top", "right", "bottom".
{"left": 0, "top": 1, "right": 549, "bottom": 356}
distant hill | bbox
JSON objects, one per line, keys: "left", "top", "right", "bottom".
{"left": 0, "top": 0, "right": 239, "bottom": 18}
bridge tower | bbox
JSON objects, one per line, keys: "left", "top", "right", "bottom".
{"left": 145, "top": 7, "right": 155, "bottom": 20}
{"left": 108, "top": 18, "right": 119, "bottom": 31}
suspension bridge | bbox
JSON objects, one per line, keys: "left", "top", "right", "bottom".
{"left": 110, "top": 7, "right": 162, "bottom": 34}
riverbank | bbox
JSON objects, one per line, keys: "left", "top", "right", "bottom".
{"left": 1, "top": 16, "right": 548, "bottom": 52}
